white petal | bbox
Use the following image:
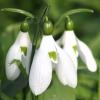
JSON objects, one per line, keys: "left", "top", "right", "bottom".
{"left": 55, "top": 44, "right": 77, "bottom": 88}
{"left": 29, "top": 51, "right": 52, "bottom": 95}
{"left": 56, "top": 36, "right": 62, "bottom": 46}
{"left": 40, "top": 35, "right": 58, "bottom": 63}
{"left": 77, "top": 39, "right": 97, "bottom": 72}
{"left": 29, "top": 36, "right": 53, "bottom": 95}
{"left": 16, "top": 31, "right": 32, "bottom": 74}
{"left": 62, "top": 31, "right": 78, "bottom": 57}
{"left": 64, "top": 47, "right": 78, "bottom": 70}
{"left": 6, "top": 31, "right": 32, "bottom": 80}
{"left": 15, "top": 31, "right": 32, "bottom": 47}
{"left": 21, "top": 55, "right": 29, "bottom": 74}
{"left": 21, "top": 44, "right": 32, "bottom": 74}
{"left": 57, "top": 31, "right": 78, "bottom": 69}
{"left": 5, "top": 44, "right": 21, "bottom": 80}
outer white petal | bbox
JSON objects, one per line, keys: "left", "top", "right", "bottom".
{"left": 5, "top": 44, "right": 21, "bottom": 80}
{"left": 57, "top": 31, "right": 78, "bottom": 69}
{"left": 15, "top": 31, "right": 32, "bottom": 74}
{"left": 40, "top": 35, "right": 58, "bottom": 63}
{"left": 56, "top": 36, "right": 62, "bottom": 46}
{"left": 77, "top": 39, "right": 97, "bottom": 72}
{"left": 55, "top": 44, "right": 77, "bottom": 88}
{"left": 29, "top": 36, "right": 53, "bottom": 95}
{"left": 15, "top": 31, "right": 32, "bottom": 47}
{"left": 62, "top": 31, "right": 78, "bottom": 57}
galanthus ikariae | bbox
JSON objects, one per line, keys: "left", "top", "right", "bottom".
{"left": 57, "top": 18, "right": 97, "bottom": 72}
{"left": 29, "top": 17, "right": 77, "bottom": 95}
{"left": 5, "top": 21, "right": 32, "bottom": 80}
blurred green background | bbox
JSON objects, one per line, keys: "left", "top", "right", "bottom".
{"left": 0, "top": 0, "right": 99, "bottom": 100}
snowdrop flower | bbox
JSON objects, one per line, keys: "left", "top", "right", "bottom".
{"left": 6, "top": 23, "right": 32, "bottom": 81}
{"left": 57, "top": 20, "right": 97, "bottom": 72}
{"left": 29, "top": 18, "right": 77, "bottom": 95}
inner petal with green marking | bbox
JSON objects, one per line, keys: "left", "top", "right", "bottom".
{"left": 48, "top": 51, "right": 58, "bottom": 63}
{"left": 72, "top": 45, "right": 77, "bottom": 54}
{"left": 20, "top": 47, "right": 27, "bottom": 56}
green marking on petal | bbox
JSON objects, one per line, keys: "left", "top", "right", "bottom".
{"left": 20, "top": 47, "right": 27, "bottom": 56}
{"left": 72, "top": 45, "right": 77, "bottom": 54}
{"left": 48, "top": 51, "right": 57, "bottom": 63}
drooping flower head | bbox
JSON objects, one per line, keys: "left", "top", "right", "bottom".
{"left": 57, "top": 17, "right": 97, "bottom": 72}
{"left": 29, "top": 17, "right": 77, "bottom": 95}
{"left": 5, "top": 21, "right": 32, "bottom": 80}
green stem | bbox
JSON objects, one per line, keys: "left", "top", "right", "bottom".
{"left": 33, "top": 6, "right": 48, "bottom": 46}
{"left": 1, "top": 8, "right": 34, "bottom": 18}
{"left": 53, "top": 8, "right": 94, "bottom": 36}
{"left": 64, "top": 8, "right": 93, "bottom": 16}
{"left": 29, "top": 6, "right": 49, "bottom": 71}
{"left": 53, "top": 8, "right": 94, "bottom": 38}
{"left": 29, "top": 7, "right": 49, "bottom": 100}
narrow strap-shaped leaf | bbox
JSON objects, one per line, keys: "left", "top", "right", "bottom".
{"left": 1, "top": 8, "right": 34, "bottom": 18}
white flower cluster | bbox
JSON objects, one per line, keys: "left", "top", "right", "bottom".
{"left": 5, "top": 30, "right": 97, "bottom": 95}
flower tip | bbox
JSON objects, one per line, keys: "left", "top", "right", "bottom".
{"left": 6, "top": 75, "right": 15, "bottom": 81}
{"left": 88, "top": 63, "right": 97, "bottom": 72}
{"left": 67, "top": 73, "right": 77, "bottom": 88}
{"left": 30, "top": 87, "right": 44, "bottom": 96}
{"left": 68, "top": 80, "right": 77, "bottom": 88}
{"left": 33, "top": 91, "right": 40, "bottom": 96}
{"left": 72, "top": 83, "right": 77, "bottom": 88}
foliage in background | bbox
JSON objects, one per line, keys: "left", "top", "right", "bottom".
{"left": 0, "top": 0, "right": 99, "bottom": 100}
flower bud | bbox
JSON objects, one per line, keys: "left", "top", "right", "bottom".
{"left": 43, "top": 16, "right": 53, "bottom": 35}
{"left": 65, "top": 17, "right": 74, "bottom": 30}
{"left": 20, "top": 21, "right": 29, "bottom": 32}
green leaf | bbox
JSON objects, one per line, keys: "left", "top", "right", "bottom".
{"left": 10, "top": 59, "right": 28, "bottom": 78}
{"left": 1, "top": 8, "right": 34, "bottom": 18}
{"left": 76, "top": 85, "right": 92, "bottom": 99}
{"left": 0, "top": 44, "right": 5, "bottom": 81}
{"left": 38, "top": 73, "right": 75, "bottom": 100}
{"left": 0, "top": 91, "right": 12, "bottom": 100}
{"left": 48, "top": 51, "right": 57, "bottom": 63}
{"left": 26, "top": 90, "right": 33, "bottom": 100}
{"left": 14, "top": 91, "right": 23, "bottom": 100}
{"left": 1, "top": 75, "right": 28, "bottom": 97}
{"left": 20, "top": 47, "right": 27, "bottom": 56}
